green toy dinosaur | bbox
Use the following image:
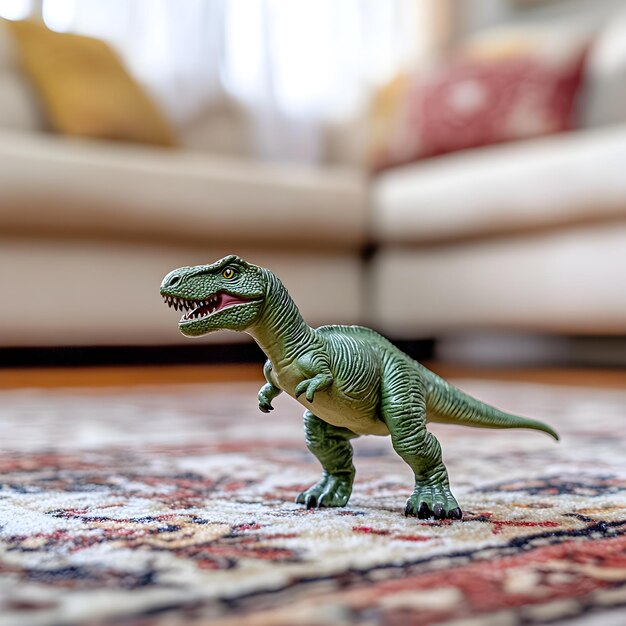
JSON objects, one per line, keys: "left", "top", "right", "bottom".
{"left": 161, "top": 255, "right": 559, "bottom": 520}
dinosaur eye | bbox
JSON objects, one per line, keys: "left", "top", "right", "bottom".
{"left": 222, "top": 267, "right": 236, "bottom": 279}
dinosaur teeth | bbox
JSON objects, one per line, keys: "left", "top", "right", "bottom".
{"left": 169, "top": 292, "right": 255, "bottom": 321}
{"left": 172, "top": 292, "right": 259, "bottom": 323}
{"left": 179, "top": 295, "right": 219, "bottom": 320}
{"left": 164, "top": 296, "right": 196, "bottom": 312}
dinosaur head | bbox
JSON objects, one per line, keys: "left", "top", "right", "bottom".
{"left": 160, "top": 255, "right": 265, "bottom": 337}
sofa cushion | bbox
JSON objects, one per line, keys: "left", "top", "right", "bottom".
{"left": 0, "top": 130, "right": 367, "bottom": 248}
{"left": 373, "top": 125, "right": 626, "bottom": 243}
{"left": 0, "top": 239, "right": 363, "bottom": 346}
{"left": 370, "top": 222, "right": 626, "bottom": 336}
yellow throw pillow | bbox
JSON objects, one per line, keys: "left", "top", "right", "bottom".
{"left": 367, "top": 72, "right": 409, "bottom": 171}
{"left": 6, "top": 19, "right": 176, "bottom": 146}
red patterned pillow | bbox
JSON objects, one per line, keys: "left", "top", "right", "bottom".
{"left": 370, "top": 34, "right": 588, "bottom": 170}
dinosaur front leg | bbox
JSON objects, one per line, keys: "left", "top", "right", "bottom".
{"left": 382, "top": 366, "right": 462, "bottom": 520}
{"left": 258, "top": 383, "right": 281, "bottom": 413}
{"left": 296, "top": 411, "right": 359, "bottom": 509}
{"left": 258, "top": 359, "right": 282, "bottom": 413}
{"left": 294, "top": 352, "right": 333, "bottom": 402}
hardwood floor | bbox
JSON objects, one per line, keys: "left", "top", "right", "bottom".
{"left": 1, "top": 363, "right": 625, "bottom": 389}
{"left": 0, "top": 364, "right": 263, "bottom": 389}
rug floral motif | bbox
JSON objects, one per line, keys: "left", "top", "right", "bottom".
{"left": 0, "top": 379, "right": 625, "bottom": 626}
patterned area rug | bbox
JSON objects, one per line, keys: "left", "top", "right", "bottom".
{"left": 0, "top": 377, "right": 625, "bottom": 626}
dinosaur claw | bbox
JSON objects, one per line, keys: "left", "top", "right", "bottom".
{"left": 305, "top": 494, "right": 317, "bottom": 510}
{"left": 417, "top": 502, "right": 431, "bottom": 519}
{"left": 294, "top": 381, "right": 308, "bottom": 398}
{"left": 433, "top": 504, "right": 445, "bottom": 519}
{"left": 447, "top": 507, "right": 463, "bottom": 520}
{"left": 404, "top": 502, "right": 412, "bottom": 517}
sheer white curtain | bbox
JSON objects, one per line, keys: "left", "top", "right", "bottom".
{"left": 31, "top": 0, "right": 437, "bottom": 161}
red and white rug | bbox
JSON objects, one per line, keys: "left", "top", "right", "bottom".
{"left": 0, "top": 378, "right": 625, "bottom": 625}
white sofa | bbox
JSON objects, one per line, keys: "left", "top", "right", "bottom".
{"left": 370, "top": 125, "right": 626, "bottom": 337}
{"left": 0, "top": 19, "right": 369, "bottom": 347}
{"left": 0, "top": 129, "right": 366, "bottom": 346}
{"left": 368, "top": 10, "right": 626, "bottom": 340}
{"left": 2, "top": 14, "right": 626, "bottom": 349}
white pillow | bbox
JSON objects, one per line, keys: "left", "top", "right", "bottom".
{"left": 582, "top": 11, "right": 626, "bottom": 127}
{"left": 0, "top": 21, "right": 45, "bottom": 130}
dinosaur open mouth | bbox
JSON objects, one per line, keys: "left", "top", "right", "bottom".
{"left": 162, "top": 292, "right": 258, "bottom": 322}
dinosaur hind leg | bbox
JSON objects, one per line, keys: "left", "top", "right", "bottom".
{"left": 296, "top": 410, "right": 359, "bottom": 509}
{"left": 381, "top": 364, "right": 462, "bottom": 520}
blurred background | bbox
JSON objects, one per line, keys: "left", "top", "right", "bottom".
{"left": 1, "top": 0, "right": 625, "bottom": 367}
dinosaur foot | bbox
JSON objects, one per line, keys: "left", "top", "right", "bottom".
{"left": 296, "top": 475, "right": 352, "bottom": 509}
{"left": 404, "top": 485, "right": 462, "bottom": 520}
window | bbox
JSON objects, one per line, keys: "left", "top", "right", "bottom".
{"left": 0, "top": 0, "right": 33, "bottom": 21}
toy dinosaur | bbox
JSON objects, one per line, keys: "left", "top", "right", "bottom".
{"left": 161, "top": 255, "right": 559, "bottom": 520}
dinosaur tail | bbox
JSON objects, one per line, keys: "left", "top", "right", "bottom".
{"left": 423, "top": 370, "right": 559, "bottom": 441}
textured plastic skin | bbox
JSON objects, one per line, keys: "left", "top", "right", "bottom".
{"left": 161, "top": 255, "right": 559, "bottom": 520}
